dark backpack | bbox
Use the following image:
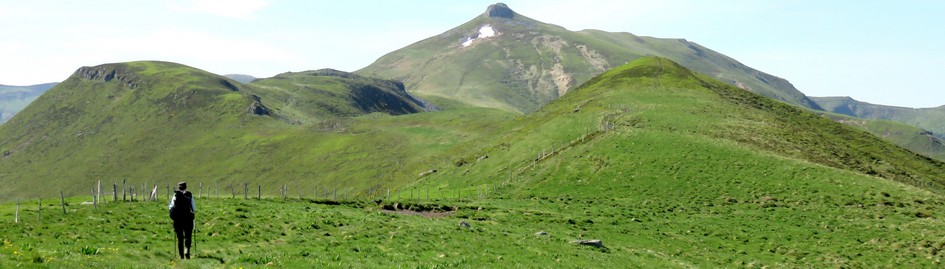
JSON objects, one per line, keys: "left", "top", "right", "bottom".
{"left": 170, "top": 190, "right": 193, "bottom": 220}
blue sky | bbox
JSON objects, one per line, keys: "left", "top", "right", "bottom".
{"left": 1, "top": 0, "right": 942, "bottom": 108}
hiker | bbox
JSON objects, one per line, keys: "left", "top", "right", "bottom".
{"left": 168, "top": 181, "right": 196, "bottom": 259}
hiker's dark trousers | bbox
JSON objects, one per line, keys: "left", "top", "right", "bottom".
{"left": 173, "top": 217, "right": 194, "bottom": 259}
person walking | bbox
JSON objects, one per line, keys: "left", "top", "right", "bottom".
{"left": 168, "top": 182, "right": 196, "bottom": 259}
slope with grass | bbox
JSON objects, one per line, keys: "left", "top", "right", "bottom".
{"left": 0, "top": 83, "right": 57, "bottom": 124}
{"left": 358, "top": 3, "right": 819, "bottom": 113}
{"left": 417, "top": 57, "right": 945, "bottom": 194}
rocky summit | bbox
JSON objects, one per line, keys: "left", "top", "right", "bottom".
{"left": 484, "top": 2, "right": 514, "bottom": 19}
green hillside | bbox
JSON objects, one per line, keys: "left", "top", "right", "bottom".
{"left": 410, "top": 56, "right": 945, "bottom": 195}
{"left": 3, "top": 57, "right": 945, "bottom": 268}
{"left": 813, "top": 96, "right": 945, "bottom": 140}
{"left": 0, "top": 83, "right": 57, "bottom": 124}
{"left": 358, "top": 3, "right": 819, "bottom": 113}
{"left": 0, "top": 61, "right": 512, "bottom": 201}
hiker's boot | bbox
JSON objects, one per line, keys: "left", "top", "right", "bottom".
{"left": 185, "top": 248, "right": 191, "bottom": 259}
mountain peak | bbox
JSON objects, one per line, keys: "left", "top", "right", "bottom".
{"left": 484, "top": 3, "right": 514, "bottom": 19}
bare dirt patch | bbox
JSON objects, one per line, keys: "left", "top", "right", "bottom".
{"left": 380, "top": 203, "right": 456, "bottom": 218}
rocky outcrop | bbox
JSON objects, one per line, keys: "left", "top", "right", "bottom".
{"left": 247, "top": 95, "right": 272, "bottom": 116}
{"left": 220, "top": 79, "right": 240, "bottom": 92}
{"left": 75, "top": 65, "right": 139, "bottom": 89}
{"left": 484, "top": 3, "right": 514, "bottom": 19}
{"left": 572, "top": 239, "right": 604, "bottom": 248}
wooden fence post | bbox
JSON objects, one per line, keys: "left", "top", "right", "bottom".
{"left": 61, "top": 191, "right": 66, "bottom": 215}
{"left": 199, "top": 182, "right": 203, "bottom": 198}
{"left": 387, "top": 188, "right": 390, "bottom": 200}
{"left": 37, "top": 198, "right": 42, "bottom": 225}
{"left": 92, "top": 186, "right": 97, "bottom": 209}
{"left": 333, "top": 188, "right": 337, "bottom": 201}
{"left": 113, "top": 182, "right": 118, "bottom": 202}
{"left": 122, "top": 179, "right": 127, "bottom": 202}
{"left": 244, "top": 183, "right": 248, "bottom": 199}
{"left": 15, "top": 199, "right": 19, "bottom": 223}
{"left": 258, "top": 185, "right": 261, "bottom": 199}
{"left": 166, "top": 185, "right": 170, "bottom": 201}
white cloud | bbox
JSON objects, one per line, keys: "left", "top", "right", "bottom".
{"left": 169, "top": 0, "right": 270, "bottom": 19}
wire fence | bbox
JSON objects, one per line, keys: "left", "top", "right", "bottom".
{"left": 4, "top": 178, "right": 514, "bottom": 226}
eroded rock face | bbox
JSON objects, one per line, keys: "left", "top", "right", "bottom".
{"left": 247, "top": 94, "right": 272, "bottom": 116}
{"left": 484, "top": 3, "right": 514, "bottom": 19}
{"left": 75, "top": 65, "right": 139, "bottom": 89}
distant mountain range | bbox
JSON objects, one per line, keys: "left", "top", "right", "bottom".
{"left": 224, "top": 74, "right": 257, "bottom": 84}
{"left": 4, "top": 5, "right": 943, "bottom": 160}
{"left": 1, "top": 4, "right": 942, "bottom": 163}
{"left": 812, "top": 96, "right": 945, "bottom": 139}
{"left": 0, "top": 83, "right": 57, "bottom": 124}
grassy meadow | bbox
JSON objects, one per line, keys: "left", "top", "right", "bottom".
{"left": 2, "top": 171, "right": 945, "bottom": 269}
